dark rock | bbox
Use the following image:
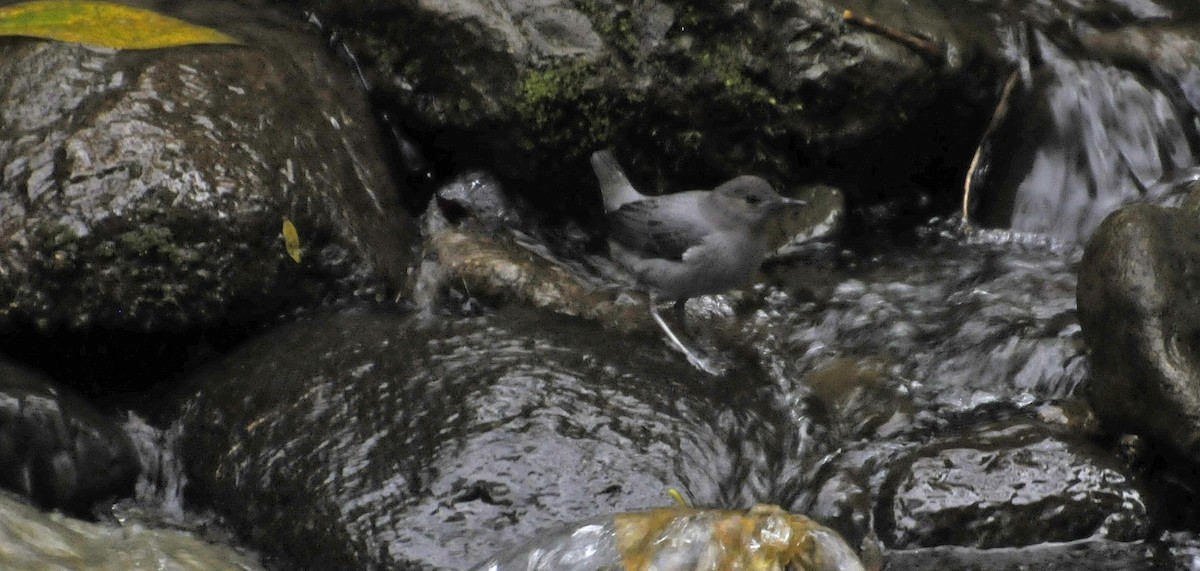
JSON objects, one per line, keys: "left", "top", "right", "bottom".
{"left": 1078, "top": 205, "right": 1200, "bottom": 464}
{"left": 884, "top": 425, "right": 1148, "bottom": 548}
{"left": 766, "top": 183, "right": 845, "bottom": 255}
{"left": 0, "top": 359, "right": 137, "bottom": 515}
{"left": 413, "top": 170, "right": 653, "bottom": 331}
{"left": 883, "top": 539, "right": 1164, "bottom": 571}
{"left": 286, "top": 0, "right": 1002, "bottom": 214}
{"left": 432, "top": 170, "right": 526, "bottom": 230}
{"left": 0, "top": 1, "right": 418, "bottom": 335}
{"left": 802, "top": 419, "right": 1150, "bottom": 551}
{"left": 178, "top": 308, "right": 752, "bottom": 570}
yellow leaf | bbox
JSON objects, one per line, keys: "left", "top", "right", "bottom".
{"left": 0, "top": 0, "right": 239, "bottom": 50}
{"left": 282, "top": 218, "right": 301, "bottom": 263}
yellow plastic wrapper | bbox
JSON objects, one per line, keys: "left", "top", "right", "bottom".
{"left": 615, "top": 504, "right": 862, "bottom": 571}
{"left": 473, "top": 504, "right": 866, "bottom": 571}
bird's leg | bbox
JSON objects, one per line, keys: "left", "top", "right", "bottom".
{"left": 673, "top": 299, "right": 689, "bottom": 335}
{"left": 649, "top": 297, "right": 719, "bottom": 376}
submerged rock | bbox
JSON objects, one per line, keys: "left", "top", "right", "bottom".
{"left": 178, "top": 308, "right": 756, "bottom": 569}
{"left": 0, "top": 359, "right": 137, "bottom": 515}
{"left": 885, "top": 425, "right": 1148, "bottom": 548}
{"left": 884, "top": 539, "right": 1164, "bottom": 571}
{"left": 0, "top": 1, "right": 418, "bottom": 335}
{"left": 1078, "top": 205, "right": 1200, "bottom": 465}
{"left": 802, "top": 418, "right": 1150, "bottom": 551}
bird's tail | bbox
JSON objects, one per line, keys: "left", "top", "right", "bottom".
{"left": 590, "top": 149, "right": 642, "bottom": 212}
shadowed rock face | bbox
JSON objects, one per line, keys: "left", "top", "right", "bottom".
{"left": 1078, "top": 205, "right": 1200, "bottom": 463}
{"left": 177, "top": 308, "right": 760, "bottom": 570}
{"left": 0, "top": 359, "right": 137, "bottom": 515}
{"left": 281, "top": 0, "right": 1002, "bottom": 216}
{"left": 0, "top": 4, "right": 418, "bottom": 336}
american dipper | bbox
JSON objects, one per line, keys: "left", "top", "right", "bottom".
{"left": 591, "top": 150, "right": 803, "bottom": 368}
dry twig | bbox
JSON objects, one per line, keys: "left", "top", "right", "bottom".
{"left": 843, "top": 10, "right": 944, "bottom": 66}
{"left": 961, "top": 70, "right": 1020, "bottom": 225}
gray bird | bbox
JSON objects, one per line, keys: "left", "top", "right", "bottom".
{"left": 591, "top": 150, "right": 803, "bottom": 368}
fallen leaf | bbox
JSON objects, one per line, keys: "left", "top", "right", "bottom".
{"left": 0, "top": 0, "right": 239, "bottom": 50}
{"left": 282, "top": 218, "right": 301, "bottom": 263}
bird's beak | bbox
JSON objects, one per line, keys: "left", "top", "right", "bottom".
{"left": 772, "top": 197, "right": 808, "bottom": 210}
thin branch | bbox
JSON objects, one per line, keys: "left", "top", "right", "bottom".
{"left": 962, "top": 70, "right": 1020, "bottom": 226}
{"left": 843, "top": 10, "right": 945, "bottom": 66}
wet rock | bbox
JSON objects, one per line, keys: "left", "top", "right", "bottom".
{"left": 422, "top": 225, "right": 653, "bottom": 330}
{"left": 288, "top": 0, "right": 1001, "bottom": 211}
{"left": 413, "top": 170, "right": 653, "bottom": 331}
{"left": 1083, "top": 22, "right": 1200, "bottom": 113}
{"left": 766, "top": 183, "right": 845, "bottom": 256}
{"left": 178, "top": 309, "right": 753, "bottom": 570}
{"left": 802, "top": 419, "right": 1150, "bottom": 551}
{"left": 885, "top": 426, "right": 1148, "bottom": 548}
{"left": 0, "top": 1, "right": 418, "bottom": 335}
{"left": 432, "top": 170, "right": 527, "bottom": 230}
{"left": 1078, "top": 205, "right": 1200, "bottom": 464}
{"left": 799, "top": 357, "right": 916, "bottom": 441}
{"left": 884, "top": 538, "right": 1163, "bottom": 571}
{"left": 0, "top": 359, "right": 137, "bottom": 515}
{"left": 0, "top": 490, "right": 264, "bottom": 571}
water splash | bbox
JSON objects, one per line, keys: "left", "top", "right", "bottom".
{"left": 762, "top": 225, "right": 1086, "bottom": 415}
{"left": 973, "top": 31, "right": 1198, "bottom": 242}
{"left": 123, "top": 413, "right": 187, "bottom": 521}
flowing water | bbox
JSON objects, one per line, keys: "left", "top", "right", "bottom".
{"left": 969, "top": 17, "right": 1200, "bottom": 242}
{"left": 478, "top": 7, "right": 1200, "bottom": 563}
{"left": 7, "top": 2, "right": 1199, "bottom": 569}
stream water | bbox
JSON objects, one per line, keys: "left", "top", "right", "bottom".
{"left": 454, "top": 9, "right": 1200, "bottom": 567}
{"left": 5, "top": 1, "right": 1200, "bottom": 569}
{"left": 109, "top": 24, "right": 1200, "bottom": 571}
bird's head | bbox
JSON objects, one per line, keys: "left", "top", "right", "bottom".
{"left": 713, "top": 176, "right": 807, "bottom": 226}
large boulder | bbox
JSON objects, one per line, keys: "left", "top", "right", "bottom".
{"left": 0, "top": 1, "right": 418, "bottom": 335}
{"left": 1078, "top": 204, "right": 1200, "bottom": 463}
{"left": 290, "top": 0, "right": 1002, "bottom": 212}
{"left": 0, "top": 359, "right": 138, "bottom": 515}
{"left": 177, "top": 308, "right": 756, "bottom": 569}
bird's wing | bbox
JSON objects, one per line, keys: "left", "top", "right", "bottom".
{"left": 607, "top": 197, "right": 710, "bottom": 261}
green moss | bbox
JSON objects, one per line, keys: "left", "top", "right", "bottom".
{"left": 31, "top": 219, "right": 79, "bottom": 250}
{"left": 572, "top": 0, "right": 639, "bottom": 57}
{"left": 516, "top": 59, "right": 628, "bottom": 156}
{"left": 106, "top": 223, "right": 201, "bottom": 267}
{"left": 696, "top": 43, "right": 781, "bottom": 109}
{"left": 116, "top": 224, "right": 173, "bottom": 254}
